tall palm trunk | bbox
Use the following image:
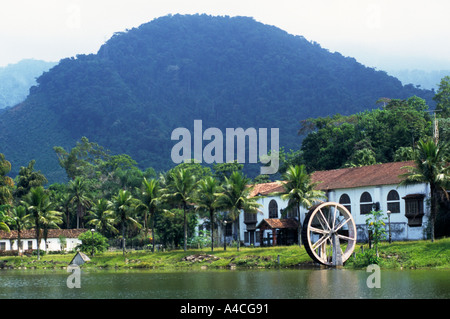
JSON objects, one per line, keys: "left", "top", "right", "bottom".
{"left": 430, "top": 184, "right": 437, "bottom": 242}
{"left": 122, "top": 223, "right": 126, "bottom": 256}
{"left": 183, "top": 203, "right": 187, "bottom": 252}
{"left": 35, "top": 227, "right": 41, "bottom": 260}
{"left": 210, "top": 209, "right": 214, "bottom": 252}
{"left": 297, "top": 204, "right": 302, "bottom": 247}
{"left": 151, "top": 210, "right": 156, "bottom": 253}
{"left": 236, "top": 215, "right": 240, "bottom": 252}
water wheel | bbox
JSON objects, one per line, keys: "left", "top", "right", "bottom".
{"left": 301, "top": 202, "right": 357, "bottom": 266}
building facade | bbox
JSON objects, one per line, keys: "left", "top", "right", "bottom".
{"left": 230, "top": 161, "right": 430, "bottom": 247}
{"left": 0, "top": 229, "right": 87, "bottom": 253}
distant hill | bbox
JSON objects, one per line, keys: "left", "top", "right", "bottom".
{"left": 0, "top": 59, "right": 57, "bottom": 109}
{"left": 0, "top": 14, "right": 435, "bottom": 183}
{"left": 387, "top": 69, "right": 450, "bottom": 91}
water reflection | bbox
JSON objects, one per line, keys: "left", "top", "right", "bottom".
{"left": 0, "top": 268, "right": 448, "bottom": 299}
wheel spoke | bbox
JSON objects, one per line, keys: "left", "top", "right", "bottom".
{"left": 318, "top": 208, "right": 331, "bottom": 231}
{"left": 334, "top": 217, "right": 350, "bottom": 232}
{"left": 309, "top": 226, "right": 330, "bottom": 235}
{"left": 331, "top": 205, "right": 337, "bottom": 230}
{"left": 337, "top": 234, "right": 356, "bottom": 242}
{"left": 312, "top": 234, "right": 329, "bottom": 250}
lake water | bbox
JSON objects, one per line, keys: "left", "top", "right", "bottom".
{"left": 0, "top": 268, "right": 449, "bottom": 299}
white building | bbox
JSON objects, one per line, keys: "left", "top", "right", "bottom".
{"left": 0, "top": 229, "right": 87, "bottom": 253}
{"left": 230, "top": 161, "right": 430, "bottom": 247}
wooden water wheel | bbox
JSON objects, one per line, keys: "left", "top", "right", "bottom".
{"left": 301, "top": 202, "right": 357, "bottom": 266}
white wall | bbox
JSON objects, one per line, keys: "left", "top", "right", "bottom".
{"left": 0, "top": 237, "right": 82, "bottom": 252}
{"left": 327, "top": 183, "right": 429, "bottom": 241}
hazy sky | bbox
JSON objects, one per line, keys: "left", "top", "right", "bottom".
{"left": 1, "top": 0, "right": 450, "bottom": 71}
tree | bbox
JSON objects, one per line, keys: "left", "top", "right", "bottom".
{"left": 77, "top": 230, "right": 109, "bottom": 256}
{"left": 23, "top": 187, "right": 60, "bottom": 260}
{"left": 366, "top": 210, "right": 387, "bottom": 262}
{"left": 394, "top": 146, "right": 415, "bottom": 162}
{"left": 137, "top": 178, "right": 162, "bottom": 252}
{"left": 212, "top": 161, "right": 243, "bottom": 182}
{"left": 433, "top": 76, "right": 450, "bottom": 117}
{"left": 111, "top": 189, "right": 141, "bottom": 255}
{"left": 86, "top": 199, "right": 118, "bottom": 236}
{"left": 0, "top": 153, "right": 14, "bottom": 206}
{"left": 14, "top": 160, "right": 48, "bottom": 200}
{"left": 40, "top": 205, "right": 63, "bottom": 253}
{"left": 281, "top": 165, "right": 326, "bottom": 247}
{"left": 68, "top": 177, "right": 92, "bottom": 228}
{"left": 195, "top": 176, "right": 224, "bottom": 252}
{"left": 299, "top": 98, "right": 431, "bottom": 171}
{"left": 54, "top": 136, "right": 110, "bottom": 180}
{"left": 7, "top": 206, "right": 31, "bottom": 252}
{"left": 0, "top": 205, "right": 11, "bottom": 232}
{"left": 50, "top": 186, "right": 73, "bottom": 229}
{"left": 400, "top": 138, "right": 450, "bottom": 242}
{"left": 162, "top": 168, "right": 198, "bottom": 251}
{"left": 344, "top": 148, "right": 378, "bottom": 167}
{"left": 218, "top": 171, "right": 261, "bottom": 251}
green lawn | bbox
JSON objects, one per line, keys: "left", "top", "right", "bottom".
{"left": 1, "top": 238, "right": 449, "bottom": 270}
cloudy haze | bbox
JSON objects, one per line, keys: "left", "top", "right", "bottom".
{"left": 1, "top": 0, "right": 449, "bottom": 72}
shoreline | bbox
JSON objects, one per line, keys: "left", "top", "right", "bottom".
{"left": 1, "top": 238, "right": 449, "bottom": 271}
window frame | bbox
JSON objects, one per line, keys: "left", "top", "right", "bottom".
{"left": 387, "top": 190, "right": 400, "bottom": 214}
{"left": 360, "top": 192, "right": 373, "bottom": 215}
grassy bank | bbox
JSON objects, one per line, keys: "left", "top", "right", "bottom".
{"left": 1, "top": 238, "right": 449, "bottom": 270}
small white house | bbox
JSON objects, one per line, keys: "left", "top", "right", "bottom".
{"left": 221, "top": 161, "right": 430, "bottom": 247}
{"left": 0, "top": 229, "right": 88, "bottom": 253}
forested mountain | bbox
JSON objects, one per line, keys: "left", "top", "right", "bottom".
{"left": 0, "top": 14, "right": 435, "bottom": 183}
{"left": 0, "top": 59, "right": 57, "bottom": 109}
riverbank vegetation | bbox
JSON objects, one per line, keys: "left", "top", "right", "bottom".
{"left": 1, "top": 238, "right": 448, "bottom": 271}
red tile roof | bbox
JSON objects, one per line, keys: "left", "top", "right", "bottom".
{"left": 257, "top": 218, "right": 298, "bottom": 229}
{"left": 249, "top": 181, "right": 285, "bottom": 197}
{"left": 311, "top": 161, "right": 415, "bottom": 191}
{"left": 0, "top": 229, "right": 89, "bottom": 240}
{"left": 248, "top": 161, "right": 416, "bottom": 197}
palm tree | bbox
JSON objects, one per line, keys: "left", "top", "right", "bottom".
{"left": 0, "top": 153, "right": 14, "bottom": 206}
{"left": 86, "top": 198, "right": 118, "bottom": 236}
{"left": 218, "top": 171, "right": 261, "bottom": 251}
{"left": 68, "top": 177, "right": 92, "bottom": 228}
{"left": 281, "top": 165, "right": 326, "bottom": 247}
{"left": 40, "top": 208, "right": 63, "bottom": 253}
{"left": 400, "top": 138, "right": 449, "bottom": 242}
{"left": 162, "top": 168, "right": 198, "bottom": 251}
{"left": 55, "top": 192, "right": 73, "bottom": 229}
{"left": 0, "top": 205, "right": 11, "bottom": 232}
{"left": 23, "top": 187, "right": 60, "bottom": 260}
{"left": 111, "top": 189, "right": 141, "bottom": 255}
{"left": 137, "top": 178, "right": 161, "bottom": 253}
{"left": 195, "top": 176, "right": 224, "bottom": 252}
{"left": 7, "top": 206, "right": 30, "bottom": 252}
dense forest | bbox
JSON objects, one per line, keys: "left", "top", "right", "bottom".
{"left": 0, "top": 14, "right": 436, "bottom": 183}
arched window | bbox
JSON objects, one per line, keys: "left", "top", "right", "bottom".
{"left": 269, "top": 200, "right": 278, "bottom": 218}
{"left": 387, "top": 190, "right": 400, "bottom": 214}
{"left": 339, "top": 194, "right": 351, "bottom": 213}
{"left": 360, "top": 192, "right": 373, "bottom": 214}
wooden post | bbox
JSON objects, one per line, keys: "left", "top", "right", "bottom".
{"left": 332, "top": 233, "right": 343, "bottom": 267}
{"left": 272, "top": 230, "right": 277, "bottom": 246}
